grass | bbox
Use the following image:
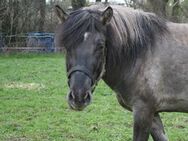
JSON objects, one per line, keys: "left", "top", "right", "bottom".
{"left": 0, "top": 53, "right": 187, "bottom": 141}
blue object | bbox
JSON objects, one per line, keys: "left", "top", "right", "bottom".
{"left": 27, "top": 32, "right": 55, "bottom": 52}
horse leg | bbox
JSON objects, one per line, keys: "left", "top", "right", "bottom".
{"left": 133, "top": 101, "right": 154, "bottom": 141}
{"left": 150, "top": 113, "right": 168, "bottom": 141}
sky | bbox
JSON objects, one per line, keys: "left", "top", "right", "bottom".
{"left": 46, "top": 0, "right": 125, "bottom": 4}
{"left": 89, "top": 0, "right": 125, "bottom": 3}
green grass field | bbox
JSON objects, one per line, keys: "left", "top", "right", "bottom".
{"left": 0, "top": 53, "right": 187, "bottom": 141}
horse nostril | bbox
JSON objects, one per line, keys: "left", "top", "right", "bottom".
{"left": 84, "top": 91, "right": 91, "bottom": 102}
{"left": 68, "top": 91, "right": 75, "bottom": 100}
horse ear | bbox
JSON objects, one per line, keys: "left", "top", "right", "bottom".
{"left": 101, "top": 6, "right": 113, "bottom": 25}
{"left": 55, "top": 5, "right": 69, "bottom": 23}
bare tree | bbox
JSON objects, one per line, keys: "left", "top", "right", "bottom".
{"left": 171, "top": 0, "right": 181, "bottom": 22}
{"left": 0, "top": 7, "right": 6, "bottom": 20}
{"left": 71, "top": 0, "right": 86, "bottom": 10}
{"left": 38, "top": 0, "right": 46, "bottom": 32}
{"left": 148, "top": 0, "right": 169, "bottom": 18}
{"left": 132, "top": 0, "right": 169, "bottom": 18}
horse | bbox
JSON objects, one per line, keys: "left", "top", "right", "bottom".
{"left": 54, "top": 4, "right": 188, "bottom": 141}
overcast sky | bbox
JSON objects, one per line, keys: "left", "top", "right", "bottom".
{"left": 89, "top": 0, "right": 125, "bottom": 3}
{"left": 46, "top": 0, "right": 125, "bottom": 4}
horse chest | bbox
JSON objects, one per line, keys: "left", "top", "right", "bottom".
{"left": 116, "top": 92, "right": 133, "bottom": 111}
{"left": 108, "top": 79, "right": 137, "bottom": 110}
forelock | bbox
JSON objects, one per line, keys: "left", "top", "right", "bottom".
{"left": 62, "top": 9, "right": 105, "bottom": 50}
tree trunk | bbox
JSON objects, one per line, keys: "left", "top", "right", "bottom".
{"left": 0, "top": 0, "right": 6, "bottom": 15}
{"left": 133, "top": 0, "right": 168, "bottom": 18}
{"left": 171, "top": 0, "right": 181, "bottom": 22}
{"left": 0, "top": 0, "right": 6, "bottom": 33}
{"left": 0, "top": 7, "right": 6, "bottom": 19}
{"left": 38, "top": 0, "right": 46, "bottom": 32}
{"left": 147, "top": 0, "right": 169, "bottom": 18}
{"left": 71, "top": 0, "right": 86, "bottom": 10}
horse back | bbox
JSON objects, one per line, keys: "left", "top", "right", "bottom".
{"left": 168, "top": 22, "right": 188, "bottom": 46}
{"left": 145, "top": 22, "right": 188, "bottom": 112}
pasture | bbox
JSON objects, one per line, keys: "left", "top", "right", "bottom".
{"left": 0, "top": 53, "right": 187, "bottom": 141}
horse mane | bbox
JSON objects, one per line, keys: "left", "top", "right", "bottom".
{"left": 106, "top": 5, "right": 168, "bottom": 65}
{"left": 61, "top": 4, "right": 168, "bottom": 64}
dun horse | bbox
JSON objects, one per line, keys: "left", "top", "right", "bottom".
{"left": 55, "top": 4, "right": 188, "bottom": 141}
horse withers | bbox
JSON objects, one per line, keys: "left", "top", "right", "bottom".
{"left": 55, "top": 4, "right": 188, "bottom": 141}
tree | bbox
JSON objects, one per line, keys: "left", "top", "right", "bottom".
{"left": 0, "top": 7, "right": 5, "bottom": 34}
{"left": 171, "top": 0, "right": 181, "bottom": 22}
{"left": 38, "top": 0, "right": 46, "bottom": 32}
{"left": 71, "top": 0, "right": 86, "bottom": 10}
{"left": 0, "top": 7, "right": 6, "bottom": 19}
{"left": 148, "top": 0, "right": 169, "bottom": 18}
{"left": 2, "top": 0, "right": 20, "bottom": 36}
{"left": 132, "top": 0, "right": 169, "bottom": 18}
{"left": 181, "top": 0, "right": 188, "bottom": 22}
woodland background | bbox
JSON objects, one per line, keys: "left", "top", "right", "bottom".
{"left": 0, "top": 0, "right": 188, "bottom": 47}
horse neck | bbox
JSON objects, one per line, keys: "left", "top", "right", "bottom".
{"left": 102, "top": 50, "right": 142, "bottom": 90}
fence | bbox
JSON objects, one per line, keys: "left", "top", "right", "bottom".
{"left": 0, "top": 32, "right": 63, "bottom": 53}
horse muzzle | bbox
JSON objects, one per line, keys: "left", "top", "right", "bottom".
{"left": 68, "top": 90, "right": 92, "bottom": 111}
